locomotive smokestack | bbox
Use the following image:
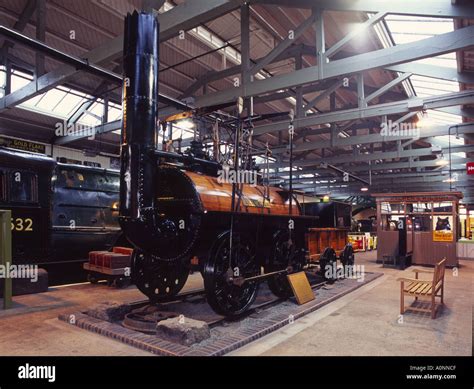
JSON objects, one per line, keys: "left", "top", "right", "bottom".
{"left": 119, "top": 11, "right": 159, "bottom": 245}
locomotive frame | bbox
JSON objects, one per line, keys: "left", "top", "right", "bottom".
{"left": 118, "top": 11, "right": 355, "bottom": 317}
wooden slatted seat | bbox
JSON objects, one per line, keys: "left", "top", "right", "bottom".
{"left": 397, "top": 258, "right": 446, "bottom": 319}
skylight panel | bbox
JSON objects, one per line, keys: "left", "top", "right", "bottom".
{"left": 390, "top": 33, "right": 434, "bottom": 45}
{"left": 426, "top": 110, "right": 461, "bottom": 122}
{"left": 10, "top": 72, "right": 31, "bottom": 91}
{"left": 79, "top": 111, "right": 101, "bottom": 126}
{"left": 88, "top": 101, "right": 105, "bottom": 117}
{"left": 413, "top": 86, "right": 454, "bottom": 96}
{"left": 52, "top": 92, "right": 85, "bottom": 117}
{"left": 433, "top": 135, "right": 464, "bottom": 146}
{"left": 451, "top": 152, "right": 466, "bottom": 159}
{"left": 9, "top": 69, "right": 101, "bottom": 124}
{"left": 11, "top": 69, "right": 32, "bottom": 80}
{"left": 410, "top": 75, "right": 460, "bottom": 89}
{"left": 415, "top": 53, "right": 457, "bottom": 68}
{"left": 35, "top": 88, "right": 67, "bottom": 110}
{"left": 387, "top": 19, "right": 452, "bottom": 36}
{"left": 384, "top": 15, "right": 460, "bottom": 127}
{"left": 22, "top": 94, "right": 44, "bottom": 108}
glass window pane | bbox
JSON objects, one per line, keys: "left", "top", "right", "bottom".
{"left": 412, "top": 215, "right": 431, "bottom": 231}
{"left": 22, "top": 94, "right": 43, "bottom": 108}
{"left": 89, "top": 101, "right": 105, "bottom": 117}
{"left": 381, "top": 215, "right": 401, "bottom": 231}
{"left": 35, "top": 89, "right": 67, "bottom": 110}
{"left": 413, "top": 202, "right": 432, "bottom": 212}
{"left": 79, "top": 111, "right": 101, "bottom": 126}
{"left": 433, "top": 202, "right": 453, "bottom": 213}
{"left": 57, "top": 168, "right": 119, "bottom": 192}
{"left": 11, "top": 74, "right": 31, "bottom": 91}
{"left": 8, "top": 171, "right": 38, "bottom": 203}
{"left": 381, "top": 202, "right": 391, "bottom": 214}
{"left": 53, "top": 93, "right": 86, "bottom": 117}
{"left": 390, "top": 203, "right": 404, "bottom": 214}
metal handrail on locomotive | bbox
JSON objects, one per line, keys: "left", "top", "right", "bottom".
{"left": 118, "top": 12, "right": 354, "bottom": 317}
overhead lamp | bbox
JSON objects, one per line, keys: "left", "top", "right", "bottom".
{"left": 442, "top": 177, "right": 458, "bottom": 183}
{"left": 360, "top": 187, "right": 369, "bottom": 192}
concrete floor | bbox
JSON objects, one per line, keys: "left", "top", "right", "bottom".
{"left": 0, "top": 251, "right": 472, "bottom": 356}
{"left": 231, "top": 251, "right": 473, "bottom": 356}
{"left": 0, "top": 273, "right": 203, "bottom": 356}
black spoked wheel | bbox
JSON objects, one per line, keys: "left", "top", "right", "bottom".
{"left": 319, "top": 247, "right": 337, "bottom": 282}
{"left": 131, "top": 249, "right": 190, "bottom": 302}
{"left": 204, "top": 231, "right": 259, "bottom": 317}
{"left": 267, "top": 230, "right": 305, "bottom": 298}
{"left": 340, "top": 244, "right": 355, "bottom": 273}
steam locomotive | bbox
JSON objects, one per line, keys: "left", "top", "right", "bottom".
{"left": 0, "top": 147, "right": 122, "bottom": 274}
{"left": 119, "top": 12, "right": 354, "bottom": 317}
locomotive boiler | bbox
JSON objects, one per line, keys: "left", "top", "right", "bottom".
{"left": 119, "top": 12, "right": 354, "bottom": 317}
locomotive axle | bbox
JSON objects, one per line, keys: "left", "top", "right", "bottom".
{"left": 230, "top": 268, "right": 293, "bottom": 287}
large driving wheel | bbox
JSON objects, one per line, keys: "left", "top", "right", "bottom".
{"left": 319, "top": 247, "right": 337, "bottom": 282}
{"left": 203, "top": 231, "right": 259, "bottom": 317}
{"left": 131, "top": 249, "right": 190, "bottom": 302}
{"left": 267, "top": 230, "right": 305, "bottom": 298}
{"left": 340, "top": 243, "right": 355, "bottom": 272}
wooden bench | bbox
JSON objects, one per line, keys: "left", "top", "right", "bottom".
{"left": 397, "top": 258, "right": 446, "bottom": 319}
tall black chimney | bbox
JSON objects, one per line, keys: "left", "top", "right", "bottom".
{"left": 119, "top": 11, "right": 159, "bottom": 249}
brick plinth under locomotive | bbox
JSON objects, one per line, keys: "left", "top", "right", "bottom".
{"left": 119, "top": 12, "right": 354, "bottom": 317}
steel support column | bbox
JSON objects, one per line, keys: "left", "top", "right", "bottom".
{"left": 314, "top": 7, "right": 325, "bottom": 80}
{"left": 240, "top": 3, "right": 252, "bottom": 116}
